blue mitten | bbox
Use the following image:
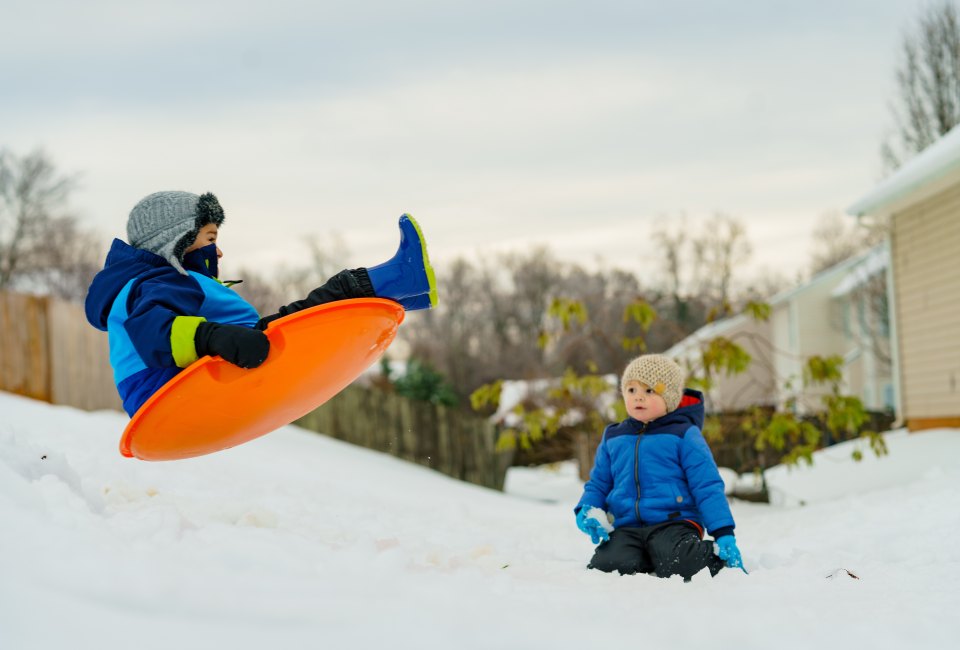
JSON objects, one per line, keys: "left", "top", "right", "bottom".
{"left": 576, "top": 507, "right": 612, "bottom": 544}
{"left": 716, "top": 535, "right": 747, "bottom": 573}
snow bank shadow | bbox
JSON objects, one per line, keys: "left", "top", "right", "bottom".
{"left": 0, "top": 430, "right": 104, "bottom": 514}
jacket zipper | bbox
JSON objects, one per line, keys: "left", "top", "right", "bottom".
{"left": 634, "top": 422, "right": 646, "bottom": 524}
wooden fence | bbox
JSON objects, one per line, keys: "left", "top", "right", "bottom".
{"left": 296, "top": 385, "right": 512, "bottom": 491}
{"left": 0, "top": 291, "right": 121, "bottom": 411}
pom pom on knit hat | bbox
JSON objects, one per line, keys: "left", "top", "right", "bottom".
{"left": 127, "top": 191, "right": 225, "bottom": 275}
{"left": 620, "top": 354, "right": 686, "bottom": 413}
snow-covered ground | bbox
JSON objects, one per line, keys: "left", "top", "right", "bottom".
{"left": 1, "top": 390, "right": 958, "bottom": 650}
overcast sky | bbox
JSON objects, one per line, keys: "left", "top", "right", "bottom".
{"left": 2, "top": 0, "right": 921, "bottom": 288}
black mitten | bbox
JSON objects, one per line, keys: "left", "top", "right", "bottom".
{"left": 195, "top": 322, "right": 270, "bottom": 368}
{"left": 254, "top": 269, "right": 373, "bottom": 330}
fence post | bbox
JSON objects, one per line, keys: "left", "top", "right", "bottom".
{"left": 0, "top": 291, "right": 52, "bottom": 402}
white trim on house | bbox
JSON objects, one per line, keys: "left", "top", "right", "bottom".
{"left": 881, "top": 238, "right": 904, "bottom": 425}
{"left": 848, "top": 124, "right": 960, "bottom": 217}
{"left": 766, "top": 246, "right": 880, "bottom": 307}
{"left": 668, "top": 246, "right": 886, "bottom": 360}
{"left": 664, "top": 245, "right": 892, "bottom": 414}
{"left": 830, "top": 246, "right": 889, "bottom": 298}
{"left": 664, "top": 312, "right": 751, "bottom": 358}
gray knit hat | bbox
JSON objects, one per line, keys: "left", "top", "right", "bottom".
{"left": 620, "top": 354, "right": 686, "bottom": 413}
{"left": 127, "top": 191, "right": 225, "bottom": 275}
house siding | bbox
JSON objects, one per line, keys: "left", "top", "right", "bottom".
{"left": 665, "top": 315, "right": 777, "bottom": 412}
{"left": 704, "top": 317, "right": 777, "bottom": 411}
{"left": 891, "top": 183, "right": 960, "bottom": 426}
{"left": 771, "top": 262, "right": 869, "bottom": 414}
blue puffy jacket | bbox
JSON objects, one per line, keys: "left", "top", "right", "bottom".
{"left": 575, "top": 390, "right": 735, "bottom": 538}
{"left": 85, "top": 239, "right": 260, "bottom": 416}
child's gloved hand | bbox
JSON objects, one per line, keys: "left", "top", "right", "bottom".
{"left": 195, "top": 322, "right": 270, "bottom": 369}
{"left": 576, "top": 507, "right": 613, "bottom": 544}
{"left": 716, "top": 535, "right": 747, "bottom": 573}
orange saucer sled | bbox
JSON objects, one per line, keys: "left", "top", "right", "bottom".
{"left": 120, "top": 298, "right": 405, "bottom": 461}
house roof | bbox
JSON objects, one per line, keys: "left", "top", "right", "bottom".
{"left": 666, "top": 244, "right": 886, "bottom": 357}
{"left": 848, "top": 123, "right": 960, "bottom": 217}
{"left": 764, "top": 244, "right": 882, "bottom": 306}
{"left": 664, "top": 313, "right": 751, "bottom": 358}
{"left": 830, "top": 245, "right": 889, "bottom": 298}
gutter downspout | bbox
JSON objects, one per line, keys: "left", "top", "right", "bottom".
{"left": 884, "top": 234, "right": 905, "bottom": 428}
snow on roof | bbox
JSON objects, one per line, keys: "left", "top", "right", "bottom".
{"left": 830, "top": 244, "right": 889, "bottom": 298}
{"left": 664, "top": 312, "right": 751, "bottom": 358}
{"left": 667, "top": 244, "right": 886, "bottom": 358}
{"left": 848, "top": 123, "right": 960, "bottom": 216}
{"left": 764, "top": 244, "right": 881, "bottom": 306}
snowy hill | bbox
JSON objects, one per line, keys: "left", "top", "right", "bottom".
{"left": 1, "top": 390, "right": 958, "bottom": 650}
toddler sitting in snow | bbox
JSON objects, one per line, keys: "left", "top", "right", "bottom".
{"left": 574, "top": 354, "right": 745, "bottom": 580}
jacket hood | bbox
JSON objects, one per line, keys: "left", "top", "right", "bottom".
{"left": 85, "top": 240, "right": 223, "bottom": 331}
{"left": 84, "top": 239, "right": 171, "bottom": 330}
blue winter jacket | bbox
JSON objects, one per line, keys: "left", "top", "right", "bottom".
{"left": 84, "top": 239, "right": 260, "bottom": 416}
{"left": 575, "top": 390, "right": 735, "bottom": 539}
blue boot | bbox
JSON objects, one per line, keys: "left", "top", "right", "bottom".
{"left": 398, "top": 292, "right": 433, "bottom": 310}
{"left": 366, "top": 214, "right": 438, "bottom": 310}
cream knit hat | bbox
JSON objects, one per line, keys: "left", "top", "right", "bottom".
{"left": 620, "top": 354, "right": 686, "bottom": 413}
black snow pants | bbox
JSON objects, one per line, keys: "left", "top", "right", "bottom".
{"left": 588, "top": 521, "right": 724, "bottom": 581}
{"left": 255, "top": 269, "right": 375, "bottom": 330}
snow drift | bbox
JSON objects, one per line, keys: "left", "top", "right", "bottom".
{"left": 1, "top": 391, "right": 958, "bottom": 649}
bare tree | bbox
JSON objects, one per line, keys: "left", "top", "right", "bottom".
{"left": 652, "top": 213, "right": 754, "bottom": 317}
{"left": 232, "top": 267, "right": 290, "bottom": 317}
{"left": 401, "top": 256, "right": 490, "bottom": 391}
{"left": 740, "top": 270, "right": 792, "bottom": 305}
{"left": 433, "top": 258, "right": 487, "bottom": 390}
{"left": 399, "top": 244, "right": 703, "bottom": 401}
{"left": 28, "top": 216, "right": 103, "bottom": 301}
{"left": 301, "top": 232, "right": 352, "bottom": 287}
{"left": 690, "top": 213, "right": 752, "bottom": 314}
{"left": 499, "top": 246, "right": 563, "bottom": 373}
{"left": 0, "top": 148, "right": 100, "bottom": 300}
{"left": 546, "top": 264, "right": 642, "bottom": 372}
{"left": 236, "top": 231, "right": 352, "bottom": 316}
{"left": 401, "top": 247, "right": 603, "bottom": 395}
{"left": 809, "top": 212, "right": 887, "bottom": 275}
{"left": 273, "top": 232, "right": 351, "bottom": 302}
{"left": 652, "top": 215, "right": 687, "bottom": 311}
{"left": 0, "top": 149, "right": 72, "bottom": 287}
{"left": 882, "top": 1, "right": 960, "bottom": 171}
